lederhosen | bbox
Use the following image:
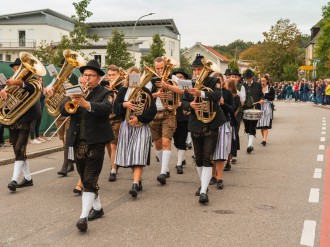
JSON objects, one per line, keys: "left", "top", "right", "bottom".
{"left": 173, "top": 96, "right": 189, "bottom": 151}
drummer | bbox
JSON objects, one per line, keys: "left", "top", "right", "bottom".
{"left": 242, "top": 69, "right": 264, "bottom": 153}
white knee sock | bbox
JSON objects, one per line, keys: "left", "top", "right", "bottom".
{"left": 92, "top": 193, "right": 102, "bottom": 211}
{"left": 186, "top": 132, "right": 192, "bottom": 144}
{"left": 200, "top": 167, "right": 212, "bottom": 194}
{"left": 248, "top": 135, "right": 254, "bottom": 147}
{"left": 22, "top": 160, "right": 32, "bottom": 181}
{"left": 11, "top": 161, "right": 24, "bottom": 182}
{"left": 177, "top": 149, "right": 185, "bottom": 166}
{"left": 161, "top": 150, "right": 171, "bottom": 174}
{"left": 196, "top": 166, "right": 203, "bottom": 179}
{"left": 156, "top": 150, "right": 163, "bottom": 164}
{"left": 80, "top": 192, "right": 95, "bottom": 219}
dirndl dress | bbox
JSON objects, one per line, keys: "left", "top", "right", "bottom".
{"left": 256, "top": 100, "right": 273, "bottom": 129}
{"left": 213, "top": 122, "right": 232, "bottom": 161}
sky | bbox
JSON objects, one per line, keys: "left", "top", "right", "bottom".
{"left": 0, "top": 0, "right": 327, "bottom": 48}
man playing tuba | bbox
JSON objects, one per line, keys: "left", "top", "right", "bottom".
{"left": 0, "top": 57, "right": 43, "bottom": 192}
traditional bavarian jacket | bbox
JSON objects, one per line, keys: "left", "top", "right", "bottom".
{"left": 114, "top": 86, "right": 157, "bottom": 124}
{"left": 181, "top": 77, "right": 226, "bottom": 133}
{"left": 242, "top": 81, "right": 264, "bottom": 111}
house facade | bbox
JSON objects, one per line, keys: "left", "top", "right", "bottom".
{"left": 0, "top": 9, "right": 180, "bottom": 67}
{"left": 305, "top": 23, "right": 321, "bottom": 66}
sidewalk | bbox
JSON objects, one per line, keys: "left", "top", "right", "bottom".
{"left": 0, "top": 138, "right": 63, "bottom": 166}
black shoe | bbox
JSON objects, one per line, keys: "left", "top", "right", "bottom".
{"left": 138, "top": 180, "right": 143, "bottom": 191}
{"left": 16, "top": 178, "right": 33, "bottom": 188}
{"left": 176, "top": 165, "right": 183, "bottom": 174}
{"left": 181, "top": 160, "right": 186, "bottom": 166}
{"left": 247, "top": 146, "right": 254, "bottom": 153}
{"left": 157, "top": 174, "right": 166, "bottom": 185}
{"left": 224, "top": 163, "right": 231, "bottom": 171}
{"left": 129, "top": 183, "right": 139, "bottom": 197}
{"left": 76, "top": 218, "right": 87, "bottom": 232}
{"left": 108, "top": 173, "right": 116, "bottom": 182}
{"left": 195, "top": 187, "right": 209, "bottom": 196}
{"left": 7, "top": 180, "right": 17, "bottom": 192}
{"left": 57, "top": 163, "right": 68, "bottom": 176}
{"left": 209, "top": 177, "right": 217, "bottom": 185}
{"left": 261, "top": 141, "right": 266, "bottom": 146}
{"left": 73, "top": 185, "right": 83, "bottom": 195}
{"left": 88, "top": 208, "right": 104, "bottom": 221}
{"left": 67, "top": 163, "right": 74, "bottom": 172}
{"left": 216, "top": 179, "right": 224, "bottom": 190}
{"left": 199, "top": 193, "right": 209, "bottom": 204}
{"left": 165, "top": 171, "right": 170, "bottom": 178}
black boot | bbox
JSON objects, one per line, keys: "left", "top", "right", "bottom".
{"left": 57, "top": 146, "right": 69, "bottom": 176}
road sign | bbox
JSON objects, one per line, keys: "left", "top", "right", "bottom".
{"left": 299, "top": 65, "right": 314, "bottom": 71}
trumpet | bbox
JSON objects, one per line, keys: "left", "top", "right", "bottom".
{"left": 64, "top": 82, "right": 90, "bottom": 114}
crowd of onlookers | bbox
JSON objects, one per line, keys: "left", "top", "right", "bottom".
{"left": 273, "top": 78, "right": 330, "bottom": 105}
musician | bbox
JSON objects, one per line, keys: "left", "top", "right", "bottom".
{"left": 114, "top": 67, "right": 156, "bottom": 197}
{"left": 182, "top": 55, "right": 225, "bottom": 204}
{"left": 43, "top": 59, "right": 77, "bottom": 177}
{"left": 172, "top": 69, "right": 189, "bottom": 174}
{"left": 230, "top": 69, "right": 245, "bottom": 164}
{"left": 100, "top": 64, "right": 123, "bottom": 182}
{"left": 224, "top": 68, "right": 231, "bottom": 80}
{"left": 60, "top": 60, "right": 114, "bottom": 232}
{"left": 1, "top": 58, "right": 41, "bottom": 192}
{"left": 242, "top": 69, "right": 264, "bottom": 153}
{"left": 256, "top": 75, "right": 275, "bottom": 145}
{"left": 149, "top": 57, "right": 180, "bottom": 185}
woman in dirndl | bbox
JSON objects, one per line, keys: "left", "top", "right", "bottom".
{"left": 256, "top": 75, "right": 275, "bottom": 146}
{"left": 211, "top": 74, "right": 233, "bottom": 190}
{"left": 114, "top": 67, "right": 157, "bottom": 198}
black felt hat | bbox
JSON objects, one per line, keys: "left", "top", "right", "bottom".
{"left": 79, "top": 60, "right": 105, "bottom": 76}
{"left": 191, "top": 55, "right": 204, "bottom": 67}
{"left": 9, "top": 58, "right": 21, "bottom": 68}
{"left": 172, "top": 69, "right": 189, "bottom": 79}
{"left": 231, "top": 69, "right": 241, "bottom": 77}
{"left": 224, "top": 68, "right": 231, "bottom": 75}
{"left": 244, "top": 69, "right": 254, "bottom": 79}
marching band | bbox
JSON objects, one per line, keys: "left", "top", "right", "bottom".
{"left": 0, "top": 52, "right": 272, "bottom": 232}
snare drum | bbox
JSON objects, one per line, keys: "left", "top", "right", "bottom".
{"left": 243, "top": 109, "right": 263, "bottom": 120}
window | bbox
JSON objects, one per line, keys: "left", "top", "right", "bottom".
{"left": 19, "top": 30, "right": 26, "bottom": 47}
{"left": 94, "top": 55, "right": 101, "bottom": 65}
{"left": 0, "top": 54, "right": 3, "bottom": 61}
{"left": 6, "top": 54, "right": 11, "bottom": 61}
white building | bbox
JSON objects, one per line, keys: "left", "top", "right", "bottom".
{"left": 0, "top": 9, "right": 180, "bottom": 67}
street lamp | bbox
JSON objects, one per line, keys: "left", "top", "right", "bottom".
{"left": 132, "top": 12, "right": 156, "bottom": 64}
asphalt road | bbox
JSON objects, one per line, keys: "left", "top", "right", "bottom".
{"left": 0, "top": 101, "right": 327, "bottom": 247}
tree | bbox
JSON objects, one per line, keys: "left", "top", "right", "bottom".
{"left": 315, "top": 2, "right": 330, "bottom": 77}
{"left": 105, "top": 29, "right": 134, "bottom": 69}
{"left": 240, "top": 19, "right": 302, "bottom": 81}
{"left": 33, "top": 0, "right": 98, "bottom": 66}
{"left": 213, "top": 40, "right": 254, "bottom": 59}
{"left": 228, "top": 59, "right": 239, "bottom": 71}
{"left": 33, "top": 40, "right": 55, "bottom": 64}
{"left": 140, "top": 34, "right": 166, "bottom": 67}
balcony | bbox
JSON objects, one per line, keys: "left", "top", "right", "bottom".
{"left": 0, "top": 39, "right": 36, "bottom": 49}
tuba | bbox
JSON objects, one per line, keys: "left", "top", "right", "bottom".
{"left": 44, "top": 49, "right": 86, "bottom": 117}
{"left": 0, "top": 52, "right": 46, "bottom": 125}
{"left": 158, "top": 56, "right": 180, "bottom": 111}
{"left": 193, "top": 58, "right": 220, "bottom": 123}
{"left": 125, "top": 65, "right": 155, "bottom": 127}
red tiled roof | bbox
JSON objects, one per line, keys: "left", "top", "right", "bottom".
{"left": 200, "top": 44, "right": 230, "bottom": 62}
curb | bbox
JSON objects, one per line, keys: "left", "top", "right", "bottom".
{"left": 0, "top": 146, "right": 63, "bottom": 166}
{"left": 312, "top": 104, "right": 330, "bottom": 110}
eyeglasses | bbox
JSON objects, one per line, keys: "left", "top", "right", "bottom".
{"left": 82, "top": 74, "right": 98, "bottom": 78}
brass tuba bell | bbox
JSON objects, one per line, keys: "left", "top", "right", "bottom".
{"left": 0, "top": 52, "right": 46, "bottom": 125}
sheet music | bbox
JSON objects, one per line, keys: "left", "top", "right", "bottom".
{"left": 46, "top": 64, "right": 58, "bottom": 77}
{"left": 65, "top": 85, "right": 84, "bottom": 96}
{"left": 177, "top": 79, "right": 192, "bottom": 90}
{"left": 0, "top": 73, "right": 7, "bottom": 85}
{"left": 129, "top": 74, "right": 140, "bottom": 87}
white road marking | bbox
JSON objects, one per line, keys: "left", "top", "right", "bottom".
{"left": 322, "top": 120, "right": 326, "bottom": 123}
{"left": 322, "top": 127, "right": 326, "bottom": 130}
{"left": 323, "top": 117, "right": 326, "bottom": 119}
{"left": 320, "top": 137, "right": 326, "bottom": 142}
{"left": 308, "top": 188, "right": 320, "bottom": 203}
{"left": 313, "top": 168, "right": 322, "bottom": 179}
{"left": 319, "top": 145, "right": 325, "bottom": 150}
{"left": 300, "top": 220, "right": 316, "bottom": 246}
{"left": 317, "top": 154, "right": 324, "bottom": 162}
{"left": 321, "top": 131, "right": 326, "bottom": 135}
{"left": 30, "top": 167, "right": 55, "bottom": 176}
{"left": 322, "top": 123, "right": 326, "bottom": 126}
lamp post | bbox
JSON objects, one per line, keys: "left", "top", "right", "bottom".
{"left": 132, "top": 12, "right": 155, "bottom": 64}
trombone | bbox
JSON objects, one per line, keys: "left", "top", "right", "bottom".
{"left": 43, "top": 114, "right": 69, "bottom": 141}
